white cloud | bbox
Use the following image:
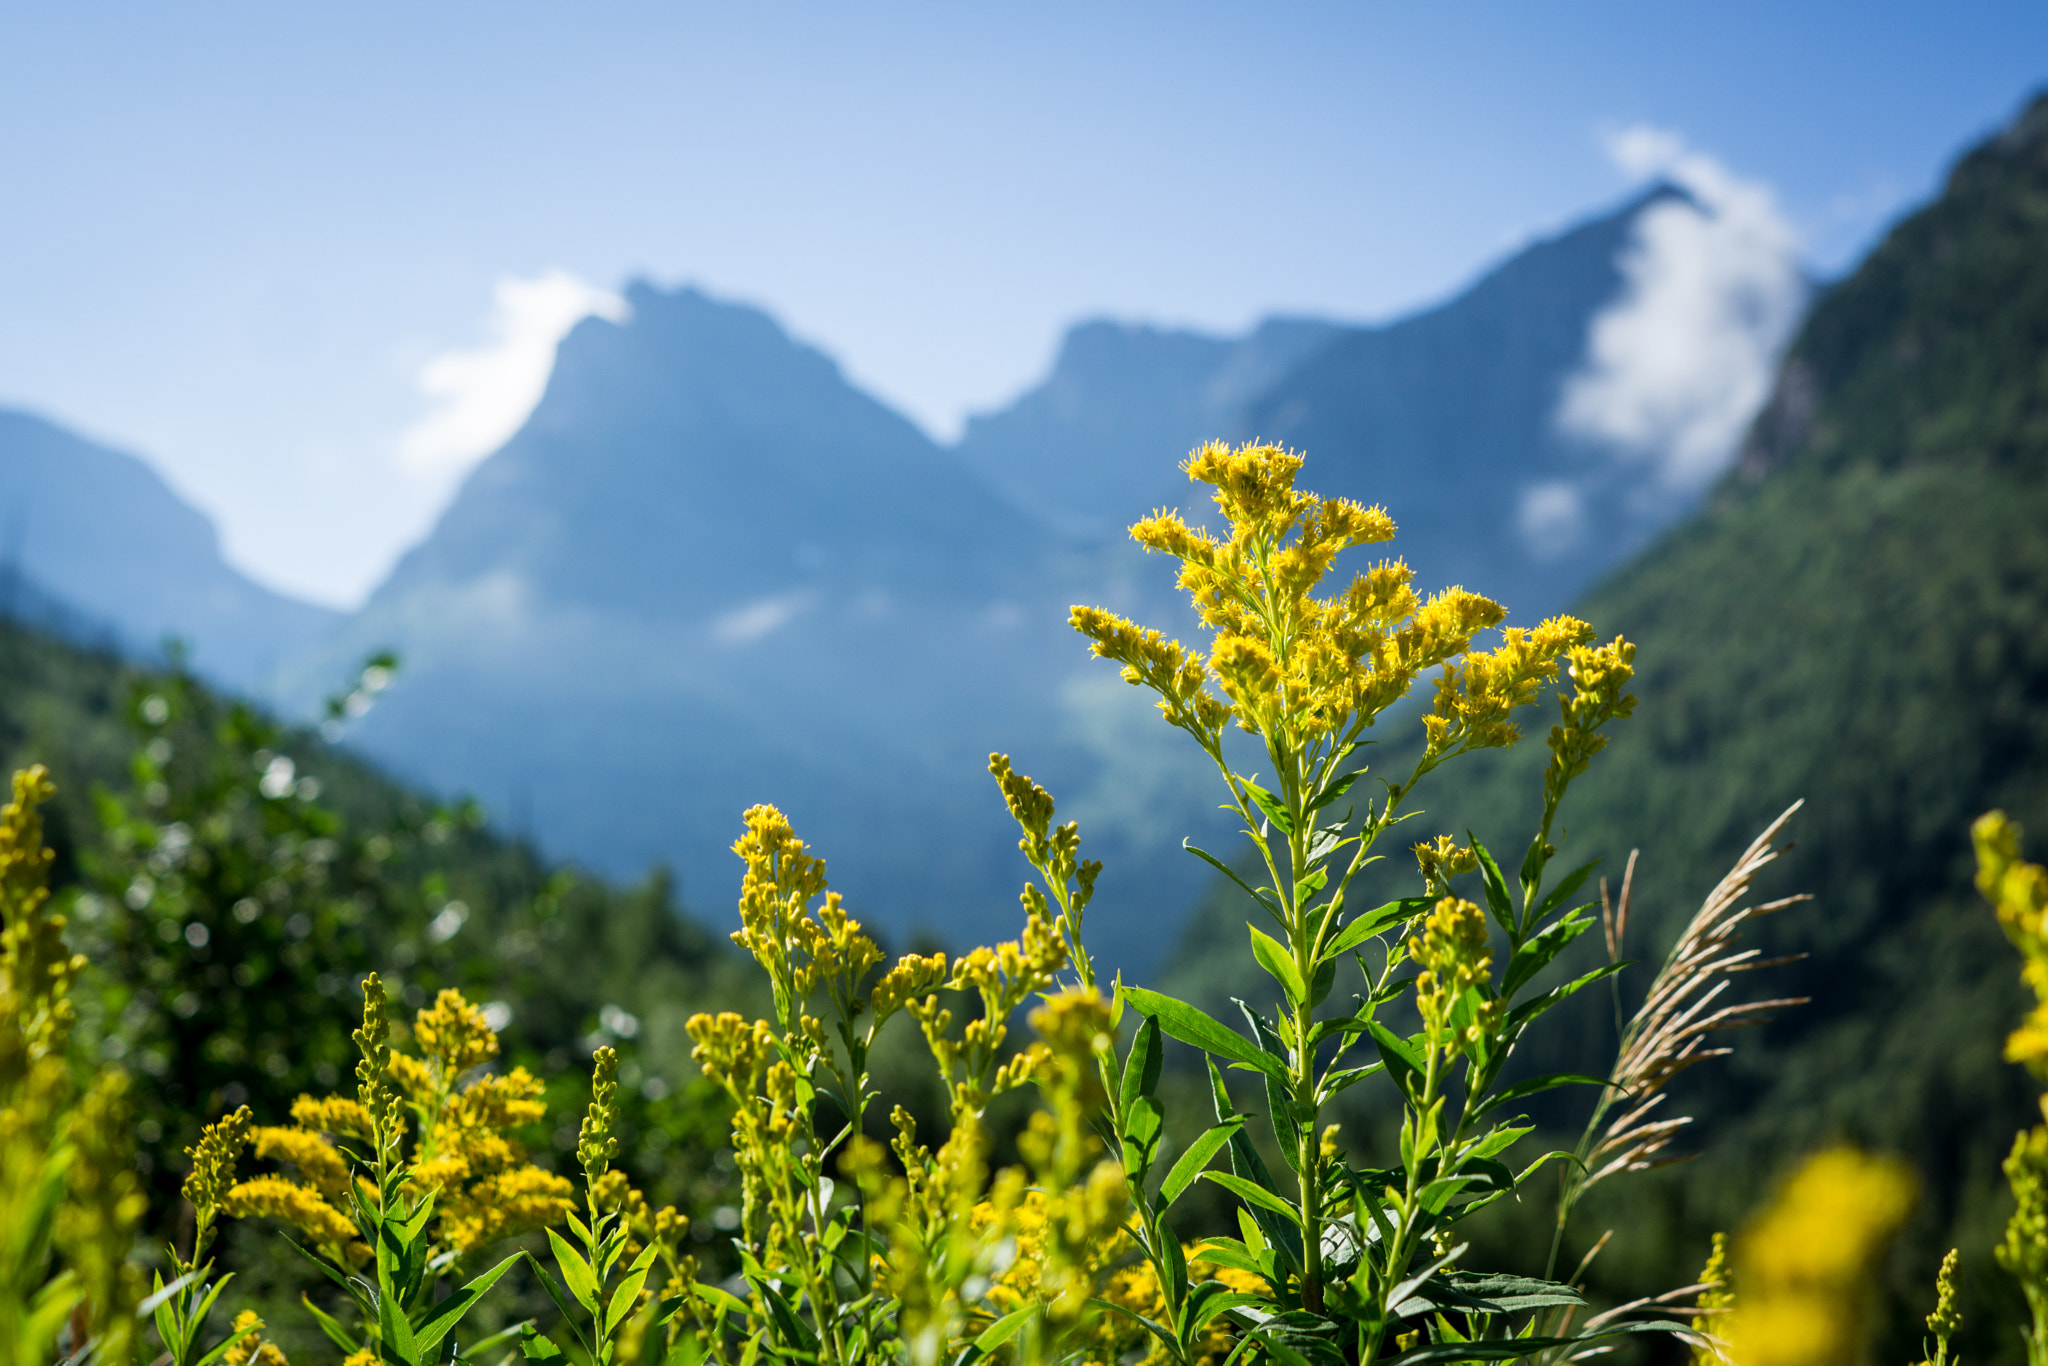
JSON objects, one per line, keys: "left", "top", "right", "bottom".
{"left": 1557, "top": 127, "right": 1807, "bottom": 496}
{"left": 1517, "top": 480, "right": 1589, "bottom": 561}
{"left": 712, "top": 590, "right": 816, "bottom": 646}
{"left": 398, "top": 270, "right": 629, "bottom": 477}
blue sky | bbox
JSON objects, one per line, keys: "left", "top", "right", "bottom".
{"left": 0, "top": 2, "right": 2041, "bottom": 606}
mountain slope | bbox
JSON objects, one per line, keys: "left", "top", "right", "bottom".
{"left": 295, "top": 285, "right": 1224, "bottom": 965}
{"left": 954, "top": 317, "right": 1341, "bottom": 535}
{"left": 295, "top": 180, "right": 1805, "bottom": 969}
{"left": 1155, "top": 90, "right": 2048, "bottom": 1359}
{"left": 956, "top": 186, "right": 1728, "bottom": 622}
{"left": 0, "top": 410, "right": 342, "bottom": 692}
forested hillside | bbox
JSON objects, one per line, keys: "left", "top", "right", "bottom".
{"left": 1151, "top": 89, "right": 2048, "bottom": 1362}
{"left": 0, "top": 614, "right": 749, "bottom": 1267}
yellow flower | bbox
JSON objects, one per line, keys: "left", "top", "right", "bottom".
{"left": 182, "top": 1106, "right": 254, "bottom": 1224}
{"left": 1998, "top": 1122, "right": 2048, "bottom": 1298}
{"left": 1688, "top": 1232, "right": 1732, "bottom": 1366}
{"left": 1413, "top": 835, "right": 1478, "bottom": 892}
{"left": 222, "top": 1310, "right": 290, "bottom": 1366}
{"left": 1408, "top": 897, "right": 1497, "bottom": 1055}
{"left": 250, "top": 1125, "right": 348, "bottom": 1198}
{"left": 1925, "top": 1246, "right": 1962, "bottom": 1351}
{"left": 1722, "top": 1148, "right": 1916, "bottom": 1366}
{"left": 413, "top": 989, "right": 499, "bottom": 1074}
{"left": 437, "top": 1164, "right": 574, "bottom": 1254}
{"left": 290, "top": 1094, "right": 372, "bottom": 1140}
{"left": 1975, "top": 812, "right": 2048, "bottom": 1081}
{"left": 1075, "top": 442, "right": 1564, "bottom": 774}
{"left": 226, "top": 1174, "right": 359, "bottom": 1253}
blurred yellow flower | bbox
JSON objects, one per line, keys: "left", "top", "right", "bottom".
{"left": 1722, "top": 1148, "right": 1916, "bottom": 1366}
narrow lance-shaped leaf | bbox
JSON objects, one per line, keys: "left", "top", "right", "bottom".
{"left": 1122, "top": 987, "right": 1289, "bottom": 1081}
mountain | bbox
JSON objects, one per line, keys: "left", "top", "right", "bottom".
{"left": 0, "top": 410, "right": 342, "bottom": 692}
{"left": 288, "top": 179, "right": 1807, "bottom": 971}
{"left": 953, "top": 316, "right": 1342, "bottom": 536}
{"left": 956, "top": 184, "right": 1762, "bottom": 622}
{"left": 289, "top": 284, "right": 1227, "bottom": 967}
{"left": 1157, "top": 91, "right": 2048, "bottom": 1359}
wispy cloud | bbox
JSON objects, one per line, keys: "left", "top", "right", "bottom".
{"left": 398, "top": 270, "right": 629, "bottom": 478}
{"left": 1557, "top": 126, "right": 1807, "bottom": 497}
{"left": 712, "top": 590, "right": 816, "bottom": 646}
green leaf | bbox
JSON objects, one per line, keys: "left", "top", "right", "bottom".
{"left": 971, "top": 1305, "right": 1035, "bottom": 1355}
{"left": 1309, "top": 954, "right": 1337, "bottom": 1007}
{"left": 1160, "top": 1121, "right": 1242, "bottom": 1205}
{"left": 1158, "top": 1228, "right": 1189, "bottom": 1308}
{"left": 1186, "top": 1239, "right": 1265, "bottom": 1279}
{"left": 1184, "top": 1286, "right": 1266, "bottom": 1335}
{"left": 1366, "top": 1021, "right": 1425, "bottom": 1099}
{"left": 415, "top": 1251, "right": 521, "bottom": 1359}
{"left": 1385, "top": 1322, "right": 1683, "bottom": 1364}
{"left": 606, "top": 1242, "right": 663, "bottom": 1337}
{"left": 1471, "top": 837, "right": 1515, "bottom": 935}
{"left": 377, "top": 1271, "right": 423, "bottom": 1366}
{"left": 1120, "top": 987, "right": 1287, "bottom": 1081}
{"left": 1307, "top": 768, "right": 1366, "bottom": 813}
{"left": 1534, "top": 859, "right": 1599, "bottom": 924}
{"left": 520, "top": 1326, "right": 569, "bottom": 1366}
{"left": 520, "top": 1253, "right": 593, "bottom": 1358}
{"left": 192, "top": 1323, "right": 262, "bottom": 1366}
{"left": 754, "top": 1278, "right": 819, "bottom": 1356}
{"left": 1248, "top": 925, "right": 1307, "bottom": 1006}
{"left": 1395, "top": 1272, "right": 1585, "bottom": 1316}
{"left": 546, "top": 1229, "right": 601, "bottom": 1314}
{"left": 1517, "top": 830, "right": 1548, "bottom": 899}
{"left": 299, "top": 1294, "right": 361, "bottom": 1356}
{"left": 1201, "top": 1171, "right": 1299, "bottom": 1221}
{"left": 1243, "top": 781, "right": 1296, "bottom": 836}
{"left": 1183, "top": 842, "right": 1287, "bottom": 928}
{"left": 1475, "top": 1073, "right": 1609, "bottom": 1118}
{"left": 1504, "top": 962, "right": 1627, "bottom": 1034}
{"left": 1500, "top": 913, "right": 1594, "bottom": 999}
{"left": 1089, "top": 1298, "right": 1177, "bottom": 1350}
{"left": 1120, "top": 1016, "right": 1163, "bottom": 1120}
{"left": 1327, "top": 898, "right": 1433, "bottom": 957}
{"left": 1223, "top": 1105, "right": 1303, "bottom": 1275}
{"left": 1123, "top": 1095, "right": 1164, "bottom": 1171}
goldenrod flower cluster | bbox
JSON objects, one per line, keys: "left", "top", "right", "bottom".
{"left": 991, "top": 754, "right": 1101, "bottom": 983}
{"left": 1922, "top": 1246, "right": 1961, "bottom": 1365}
{"left": 2000, "top": 1124, "right": 2048, "bottom": 1311}
{"left": 1424, "top": 617, "right": 1593, "bottom": 765}
{"left": 221, "top": 1310, "right": 290, "bottom": 1366}
{"left": 1009, "top": 991, "right": 1128, "bottom": 1331}
{"left": 183, "top": 1104, "right": 253, "bottom": 1256}
{"left": 1971, "top": 811, "right": 2048, "bottom": 1350}
{"left": 228, "top": 984, "right": 571, "bottom": 1264}
{"left": 1721, "top": 1148, "right": 1916, "bottom": 1366}
{"left": 1688, "top": 1232, "right": 1732, "bottom": 1366}
{"left": 350, "top": 972, "right": 405, "bottom": 1172}
{"left": 1093, "top": 1252, "right": 1266, "bottom": 1366}
{"left": 579, "top": 1045, "right": 621, "bottom": 1181}
{"left": 1974, "top": 811, "right": 2048, "bottom": 1078}
{"left": 1541, "top": 636, "right": 1639, "bottom": 814}
{"left": 1408, "top": 897, "right": 1498, "bottom": 1055}
{"left": 1074, "top": 442, "right": 1518, "bottom": 756}
{"left": 1412, "top": 835, "right": 1478, "bottom": 895}
{"left": 730, "top": 804, "right": 885, "bottom": 1029}
{"left": 0, "top": 766, "right": 84, "bottom": 1083}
